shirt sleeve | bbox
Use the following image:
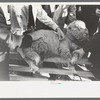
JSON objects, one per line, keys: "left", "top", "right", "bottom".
{"left": 83, "top": 32, "right": 100, "bottom": 53}
{"left": 36, "top": 5, "right": 58, "bottom": 30}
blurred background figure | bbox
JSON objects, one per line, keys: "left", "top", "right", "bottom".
{"left": 76, "top": 5, "right": 100, "bottom": 38}
{"left": 53, "top": 5, "right": 76, "bottom": 32}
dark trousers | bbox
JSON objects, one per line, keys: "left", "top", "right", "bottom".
{"left": 88, "top": 53, "right": 100, "bottom": 80}
{"left": 0, "top": 39, "right": 9, "bottom": 81}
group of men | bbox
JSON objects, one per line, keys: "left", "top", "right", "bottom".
{"left": 0, "top": 4, "right": 63, "bottom": 80}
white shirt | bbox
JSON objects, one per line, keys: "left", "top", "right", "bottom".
{"left": 0, "top": 5, "right": 10, "bottom": 25}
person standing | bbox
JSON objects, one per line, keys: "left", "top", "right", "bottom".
{"left": 53, "top": 5, "right": 76, "bottom": 31}
{"left": 0, "top": 5, "right": 11, "bottom": 80}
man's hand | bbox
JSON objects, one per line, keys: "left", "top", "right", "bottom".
{"left": 70, "top": 48, "right": 85, "bottom": 65}
{"left": 55, "top": 27, "right": 65, "bottom": 40}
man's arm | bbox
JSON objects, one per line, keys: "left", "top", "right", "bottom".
{"left": 36, "top": 5, "right": 64, "bottom": 40}
{"left": 71, "top": 32, "right": 100, "bottom": 64}
{"left": 36, "top": 5, "right": 58, "bottom": 31}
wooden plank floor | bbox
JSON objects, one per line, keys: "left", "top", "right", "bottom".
{"left": 9, "top": 64, "right": 94, "bottom": 78}
{"left": 9, "top": 51, "right": 96, "bottom": 81}
{"left": 10, "top": 74, "right": 48, "bottom": 81}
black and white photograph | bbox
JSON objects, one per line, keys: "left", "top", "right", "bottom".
{"left": 0, "top": 1, "right": 100, "bottom": 98}
{"left": 0, "top": 3, "right": 100, "bottom": 81}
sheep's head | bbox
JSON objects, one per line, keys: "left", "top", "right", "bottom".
{"left": 66, "top": 20, "right": 89, "bottom": 47}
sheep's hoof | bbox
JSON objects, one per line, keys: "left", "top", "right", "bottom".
{"left": 30, "top": 67, "right": 39, "bottom": 74}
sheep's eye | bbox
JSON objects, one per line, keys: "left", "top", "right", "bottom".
{"left": 68, "top": 27, "right": 71, "bottom": 30}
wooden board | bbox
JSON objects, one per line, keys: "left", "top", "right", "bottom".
{"left": 10, "top": 74, "right": 48, "bottom": 81}
{"left": 9, "top": 64, "right": 95, "bottom": 78}
{"left": 9, "top": 51, "right": 95, "bottom": 81}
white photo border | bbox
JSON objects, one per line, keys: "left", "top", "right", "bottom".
{"left": 0, "top": 1, "right": 100, "bottom": 98}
